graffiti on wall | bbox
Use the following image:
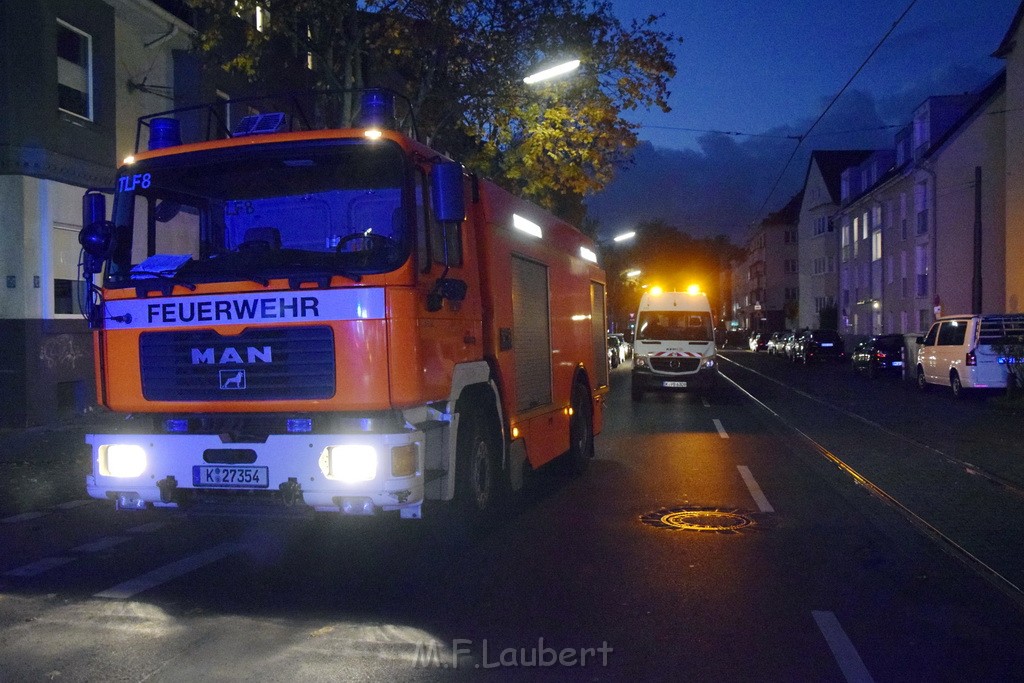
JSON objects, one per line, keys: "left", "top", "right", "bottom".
{"left": 38, "top": 334, "right": 88, "bottom": 374}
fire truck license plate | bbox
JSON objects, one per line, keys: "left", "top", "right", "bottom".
{"left": 663, "top": 381, "right": 687, "bottom": 388}
{"left": 193, "top": 466, "right": 269, "bottom": 488}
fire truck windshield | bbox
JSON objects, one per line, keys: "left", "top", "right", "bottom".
{"left": 107, "top": 140, "right": 410, "bottom": 286}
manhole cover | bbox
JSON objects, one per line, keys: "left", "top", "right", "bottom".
{"left": 640, "top": 506, "right": 755, "bottom": 533}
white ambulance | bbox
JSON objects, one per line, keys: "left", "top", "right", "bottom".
{"left": 631, "top": 288, "right": 718, "bottom": 401}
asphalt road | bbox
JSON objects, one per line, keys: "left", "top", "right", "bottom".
{"left": 1, "top": 355, "right": 1023, "bottom": 681}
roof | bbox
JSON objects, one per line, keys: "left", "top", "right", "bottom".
{"left": 803, "top": 150, "right": 876, "bottom": 205}
{"left": 993, "top": 0, "right": 1024, "bottom": 57}
{"left": 762, "top": 190, "right": 804, "bottom": 225}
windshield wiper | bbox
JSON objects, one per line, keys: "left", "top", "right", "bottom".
{"left": 130, "top": 271, "right": 197, "bottom": 295}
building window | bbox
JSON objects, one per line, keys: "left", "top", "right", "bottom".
{"left": 57, "top": 20, "right": 92, "bottom": 120}
{"left": 872, "top": 230, "right": 882, "bottom": 261}
{"left": 827, "top": 256, "right": 834, "bottom": 273}
{"left": 54, "top": 279, "right": 84, "bottom": 315}
{"left": 915, "top": 245, "right": 929, "bottom": 297}
{"left": 915, "top": 181, "right": 929, "bottom": 235}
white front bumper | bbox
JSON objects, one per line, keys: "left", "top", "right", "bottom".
{"left": 85, "top": 431, "right": 425, "bottom": 516}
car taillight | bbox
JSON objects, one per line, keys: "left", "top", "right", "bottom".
{"left": 966, "top": 350, "right": 977, "bottom": 366}
{"left": 875, "top": 351, "right": 887, "bottom": 359}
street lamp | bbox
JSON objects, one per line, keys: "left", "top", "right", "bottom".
{"left": 523, "top": 59, "right": 581, "bottom": 84}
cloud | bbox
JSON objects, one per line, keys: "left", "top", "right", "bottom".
{"left": 586, "top": 66, "right": 999, "bottom": 244}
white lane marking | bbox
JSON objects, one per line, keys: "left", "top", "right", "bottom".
{"left": 127, "top": 522, "right": 167, "bottom": 534}
{"left": 94, "top": 543, "right": 243, "bottom": 600}
{"left": 737, "top": 466, "right": 775, "bottom": 513}
{"left": 713, "top": 418, "right": 729, "bottom": 438}
{"left": 2, "top": 511, "right": 47, "bottom": 524}
{"left": 56, "top": 500, "right": 94, "bottom": 510}
{"left": 701, "top": 397, "right": 711, "bottom": 408}
{"left": 812, "top": 611, "right": 875, "bottom": 683}
{"left": 72, "top": 536, "right": 131, "bottom": 553}
{"left": 4, "top": 557, "right": 75, "bottom": 578}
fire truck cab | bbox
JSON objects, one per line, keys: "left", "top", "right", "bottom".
{"left": 79, "top": 91, "right": 607, "bottom": 522}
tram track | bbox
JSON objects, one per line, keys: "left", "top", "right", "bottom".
{"left": 720, "top": 356, "right": 1024, "bottom": 500}
{"left": 718, "top": 355, "right": 1024, "bottom": 610}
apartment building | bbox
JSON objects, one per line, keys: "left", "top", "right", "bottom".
{"left": 0, "top": 0, "right": 201, "bottom": 426}
{"left": 995, "top": 3, "right": 1024, "bottom": 312}
{"left": 834, "top": 80, "right": 1006, "bottom": 340}
{"left": 794, "top": 150, "right": 874, "bottom": 330}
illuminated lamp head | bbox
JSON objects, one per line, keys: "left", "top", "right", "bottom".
{"left": 687, "top": 284, "right": 701, "bottom": 295}
{"left": 650, "top": 286, "right": 664, "bottom": 296}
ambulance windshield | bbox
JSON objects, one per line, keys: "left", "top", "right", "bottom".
{"left": 636, "top": 311, "right": 714, "bottom": 342}
{"left": 108, "top": 140, "right": 409, "bottom": 286}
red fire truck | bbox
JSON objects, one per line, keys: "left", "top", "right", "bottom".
{"left": 78, "top": 90, "right": 608, "bottom": 521}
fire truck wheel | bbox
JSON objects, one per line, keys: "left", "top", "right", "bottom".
{"left": 455, "top": 403, "right": 504, "bottom": 519}
{"left": 566, "top": 380, "right": 594, "bottom": 476}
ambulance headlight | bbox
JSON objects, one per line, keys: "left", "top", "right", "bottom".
{"left": 320, "top": 445, "right": 378, "bottom": 482}
{"left": 701, "top": 357, "right": 717, "bottom": 369}
{"left": 100, "top": 444, "right": 147, "bottom": 478}
{"left": 634, "top": 356, "right": 648, "bottom": 368}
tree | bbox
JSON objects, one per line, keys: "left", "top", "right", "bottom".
{"left": 185, "top": 0, "right": 679, "bottom": 221}
{"left": 603, "top": 219, "right": 743, "bottom": 330}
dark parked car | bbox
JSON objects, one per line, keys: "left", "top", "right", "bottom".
{"left": 794, "top": 329, "right": 846, "bottom": 363}
{"left": 721, "top": 330, "right": 749, "bottom": 349}
{"left": 851, "top": 334, "right": 905, "bottom": 378}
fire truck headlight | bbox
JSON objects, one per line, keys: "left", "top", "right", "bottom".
{"left": 320, "top": 445, "right": 378, "bottom": 482}
{"left": 100, "top": 444, "right": 147, "bottom": 478}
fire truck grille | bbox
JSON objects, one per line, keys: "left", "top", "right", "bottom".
{"left": 650, "top": 357, "right": 700, "bottom": 373}
{"left": 139, "top": 326, "right": 335, "bottom": 401}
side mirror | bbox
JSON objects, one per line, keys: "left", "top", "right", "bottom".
{"left": 80, "top": 191, "right": 114, "bottom": 275}
{"left": 430, "top": 162, "right": 465, "bottom": 224}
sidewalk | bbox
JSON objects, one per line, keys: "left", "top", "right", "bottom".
{"left": 0, "top": 408, "right": 126, "bottom": 466}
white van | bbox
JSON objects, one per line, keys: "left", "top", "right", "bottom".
{"left": 631, "top": 289, "right": 718, "bottom": 401}
{"left": 915, "top": 314, "right": 1024, "bottom": 398}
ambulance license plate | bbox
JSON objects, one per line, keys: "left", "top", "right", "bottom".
{"left": 193, "top": 466, "right": 269, "bottom": 488}
{"left": 663, "top": 381, "right": 687, "bottom": 388}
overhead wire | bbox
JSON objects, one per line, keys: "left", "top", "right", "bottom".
{"left": 750, "top": 0, "right": 922, "bottom": 223}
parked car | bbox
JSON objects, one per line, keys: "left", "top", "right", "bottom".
{"left": 781, "top": 331, "right": 800, "bottom": 361}
{"left": 793, "top": 329, "right": 846, "bottom": 363}
{"left": 851, "top": 334, "right": 905, "bottom": 378}
{"left": 721, "top": 330, "right": 749, "bottom": 349}
{"left": 610, "top": 332, "right": 631, "bottom": 360}
{"left": 607, "top": 335, "right": 624, "bottom": 368}
{"left": 749, "top": 332, "right": 769, "bottom": 352}
{"left": 766, "top": 331, "right": 788, "bottom": 355}
{"left": 915, "top": 314, "right": 1024, "bottom": 398}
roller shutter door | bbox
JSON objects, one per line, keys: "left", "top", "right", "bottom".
{"left": 511, "top": 255, "right": 551, "bottom": 411}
